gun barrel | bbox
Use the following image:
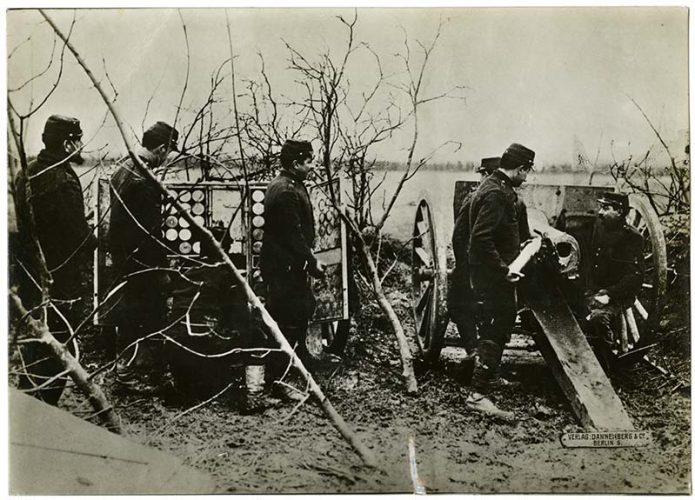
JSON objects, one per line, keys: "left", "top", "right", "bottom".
{"left": 508, "top": 237, "right": 543, "bottom": 275}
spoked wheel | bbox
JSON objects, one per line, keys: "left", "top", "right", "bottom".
{"left": 411, "top": 196, "right": 449, "bottom": 363}
{"left": 616, "top": 194, "right": 667, "bottom": 357}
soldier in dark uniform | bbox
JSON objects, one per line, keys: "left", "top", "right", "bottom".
{"left": 108, "top": 121, "right": 179, "bottom": 387}
{"left": 584, "top": 192, "right": 644, "bottom": 369}
{"left": 14, "top": 115, "right": 97, "bottom": 405}
{"left": 260, "top": 139, "right": 326, "bottom": 386}
{"left": 448, "top": 157, "right": 500, "bottom": 354}
{"left": 466, "top": 143, "right": 535, "bottom": 418}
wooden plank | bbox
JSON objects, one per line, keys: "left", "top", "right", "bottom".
{"left": 625, "top": 307, "right": 640, "bottom": 343}
{"left": 529, "top": 287, "right": 635, "bottom": 431}
{"left": 633, "top": 299, "right": 649, "bottom": 320}
{"left": 314, "top": 247, "right": 342, "bottom": 266}
{"left": 619, "top": 313, "right": 631, "bottom": 353}
{"left": 414, "top": 246, "right": 432, "bottom": 267}
{"left": 10, "top": 389, "right": 218, "bottom": 495}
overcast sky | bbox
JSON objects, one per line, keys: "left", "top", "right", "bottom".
{"left": 7, "top": 7, "right": 689, "bottom": 166}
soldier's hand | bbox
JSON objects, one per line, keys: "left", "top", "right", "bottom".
{"left": 314, "top": 260, "right": 327, "bottom": 279}
{"left": 505, "top": 270, "right": 524, "bottom": 283}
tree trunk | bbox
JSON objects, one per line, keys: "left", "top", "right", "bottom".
{"left": 10, "top": 290, "right": 122, "bottom": 433}
{"left": 347, "top": 218, "right": 418, "bottom": 394}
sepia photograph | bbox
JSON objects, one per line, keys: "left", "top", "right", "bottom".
{"left": 6, "top": 5, "right": 691, "bottom": 494}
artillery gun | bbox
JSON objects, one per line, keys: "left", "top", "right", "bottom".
{"left": 410, "top": 181, "right": 667, "bottom": 429}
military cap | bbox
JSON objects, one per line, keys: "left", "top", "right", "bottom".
{"left": 475, "top": 156, "right": 501, "bottom": 173}
{"left": 597, "top": 192, "right": 630, "bottom": 214}
{"left": 501, "top": 143, "right": 535, "bottom": 169}
{"left": 280, "top": 139, "right": 313, "bottom": 166}
{"left": 143, "top": 121, "right": 179, "bottom": 151}
{"left": 42, "top": 115, "right": 83, "bottom": 142}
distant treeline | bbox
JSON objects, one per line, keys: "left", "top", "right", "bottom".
{"left": 66, "top": 155, "right": 677, "bottom": 177}
{"left": 371, "top": 160, "right": 676, "bottom": 174}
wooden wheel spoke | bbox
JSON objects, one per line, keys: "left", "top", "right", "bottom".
{"left": 632, "top": 210, "right": 642, "bottom": 227}
{"left": 414, "top": 246, "right": 432, "bottom": 268}
{"left": 416, "top": 296, "right": 432, "bottom": 340}
{"left": 414, "top": 282, "right": 433, "bottom": 315}
{"left": 416, "top": 220, "right": 429, "bottom": 239}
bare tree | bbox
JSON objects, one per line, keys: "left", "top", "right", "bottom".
{"left": 40, "top": 9, "right": 376, "bottom": 467}
{"left": 7, "top": 23, "right": 121, "bottom": 430}
{"left": 282, "top": 13, "right": 464, "bottom": 394}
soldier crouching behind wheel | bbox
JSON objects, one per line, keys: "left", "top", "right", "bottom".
{"left": 466, "top": 143, "right": 535, "bottom": 420}
{"left": 584, "top": 192, "right": 644, "bottom": 371}
{"left": 259, "top": 139, "right": 327, "bottom": 403}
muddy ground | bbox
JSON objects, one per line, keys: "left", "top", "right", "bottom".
{"left": 54, "top": 252, "right": 691, "bottom": 495}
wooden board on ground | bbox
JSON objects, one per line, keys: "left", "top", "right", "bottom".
{"left": 9, "top": 389, "right": 219, "bottom": 495}
{"left": 529, "top": 288, "right": 635, "bottom": 431}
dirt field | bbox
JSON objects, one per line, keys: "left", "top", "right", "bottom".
{"left": 62, "top": 256, "right": 691, "bottom": 495}
{"left": 13, "top": 165, "right": 690, "bottom": 493}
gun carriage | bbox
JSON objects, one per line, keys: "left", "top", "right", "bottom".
{"left": 410, "top": 180, "right": 667, "bottom": 429}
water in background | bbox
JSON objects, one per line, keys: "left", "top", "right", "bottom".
{"left": 63, "top": 163, "right": 666, "bottom": 242}
{"left": 370, "top": 169, "right": 613, "bottom": 239}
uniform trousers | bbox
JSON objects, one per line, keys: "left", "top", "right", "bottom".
{"left": 469, "top": 270, "right": 517, "bottom": 393}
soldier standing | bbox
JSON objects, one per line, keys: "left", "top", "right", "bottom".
{"left": 108, "top": 121, "right": 179, "bottom": 388}
{"left": 585, "top": 192, "right": 644, "bottom": 369}
{"left": 466, "top": 143, "right": 535, "bottom": 418}
{"left": 260, "top": 139, "right": 326, "bottom": 393}
{"left": 448, "top": 157, "right": 501, "bottom": 355}
{"left": 14, "top": 115, "right": 97, "bottom": 405}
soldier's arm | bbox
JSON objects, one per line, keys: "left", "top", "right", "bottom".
{"left": 469, "top": 192, "right": 508, "bottom": 276}
{"left": 66, "top": 172, "right": 97, "bottom": 252}
{"left": 275, "top": 190, "right": 318, "bottom": 272}
{"left": 119, "top": 175, "right": 167, "bottom": 249}
{"left": 605, "top": 231, "right": 644, "bottom": 302}
{"left": 41, "top": 172, "right": 97, "bottom": 267}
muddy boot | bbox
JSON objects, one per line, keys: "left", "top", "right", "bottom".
{"left": 456, "top": 348, "right": 477, "bottom": 385}
{"left": 270, "top": 381, "right": 306, "bottom": 403}
{"left": 469, "top": 340, "right": 502, "bottom": 392}
{"left": 489, "top": 376, "right": 521, "bottom": 389}
{"left": 305, "top": 352, "right": 342, "bottom": 372}
{"left": 465, "top": 392, "right": 515, "bottom": 422}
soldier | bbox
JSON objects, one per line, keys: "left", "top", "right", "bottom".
{"left": 466, "top": 143, "right": 535, "bottom": 419}
{"left": 448, "top": 157, "right": 500, "bottom": 354}
{"left": 14, "top": 115, "right": 97, "bottom": 405}
{"left": 108, "top": 121, "right": 179, "bottom": 388}
{"left": 584, "top": 192, "right": 644, "bottom": 369}
{"left": 260, "top": 139, "right": 326, "bottom": 394}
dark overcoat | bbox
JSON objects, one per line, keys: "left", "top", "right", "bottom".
{"left": 260, "top": 170, "right": 317, "bottom": 328}
{"left": 14, "top": 149, "right": 96, "bottom": 302}
{"left": 587, "top": 221, "right": 644, "bottom": 306}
